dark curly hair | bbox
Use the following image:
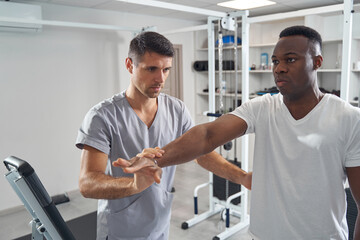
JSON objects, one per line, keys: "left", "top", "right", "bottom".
{"left": 279, "top": 25, "right": 322, "bottom": 54}
{"left": 128, "top": 31, "right": 174, "bottom": 66}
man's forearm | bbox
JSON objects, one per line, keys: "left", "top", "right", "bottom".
{"left": 196, "top": 151, "right": 252, "bottom": 189}
{"left": 157, "top": 124, "right": 216, "bottom": 168}
{"left": 79, "top": 172, "right": 137, "bottom": 199}
{"left": 354, "top": 214, "right": 360, "bottom": 240}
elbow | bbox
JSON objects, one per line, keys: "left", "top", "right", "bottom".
{"left": 79, "top": 177, "right": 92, "bottom": 198}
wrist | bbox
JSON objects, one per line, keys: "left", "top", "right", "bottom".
{"left": 152, "top": 158, "right": 158, "bottom": 166}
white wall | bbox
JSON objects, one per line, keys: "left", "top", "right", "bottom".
{"left": 0, "top": 2, "right": 201, "bottom": 211}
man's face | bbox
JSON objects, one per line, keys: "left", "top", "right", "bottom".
{"left": 126, "top": 51, "right": 172, "bottom": 98}
{"left": 271, "top": 35, "right": 319, "bottom": 99}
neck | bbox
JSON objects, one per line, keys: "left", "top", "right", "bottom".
{"left": 283, "top": 88, "right": 324, "bottom": 120}
{"left": 125, "top": 86, "right": 158, "bottom": 128}
{"left": 125, "top": 86, "right": 157, "bottom": 111}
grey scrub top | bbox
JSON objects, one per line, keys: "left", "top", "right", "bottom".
{"left": 76, "top": 91, "right": 193, "bottom": 240}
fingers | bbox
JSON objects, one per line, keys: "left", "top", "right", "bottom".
{"left": 115, "top": 158, "right": 163, "bottom": 186}
{"left": 113, "top": 158, "right": 131, "bottom": 167}
{"left": 154, "top": 167, "right": 162, "bottom": 184}
{"left": 115, "top": 147, "right": 164, "bottom": 170}
{"left": 123, "top": 157, "right": 157, "bottom": 173}
{"left": 136, "top": 166, "right": 163, "bottom": 184}
{"left": 136, "top": 147, "right": 164, "bottom": 158}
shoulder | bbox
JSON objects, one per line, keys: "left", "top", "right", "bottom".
{"left": 242, "top": 93, "right": 282, "bottom": 109}
{"left": 325, "top": 94, "right": 360, "bottom": 112}
{"left": 91, "top": 91, "right": 127, "bottom": 114}
{"left": 323, "top": 94, "right": 360, "bottom": 122}
{"left": 158, "top": 93, "right": 187, "bottom": 110}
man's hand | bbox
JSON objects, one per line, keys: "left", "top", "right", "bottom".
{"left": 132, "top": 168, "right": 159, "bottom": 193}
{"left": 113, "top": 147, "right": 164, "bottom": 183}
{"left": 136, "top": 147, "right": 164, "bottom": 159}
{"left": 241, "top": 172, "right": 252, "bottom": 190}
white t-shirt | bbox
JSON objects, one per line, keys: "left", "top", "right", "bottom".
{"left": 231, "top": 93, "right": 360, "bottom": 239}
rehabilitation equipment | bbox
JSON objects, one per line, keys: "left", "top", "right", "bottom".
{"left": 3, "top": 156, "right": 76, "bottom": 240}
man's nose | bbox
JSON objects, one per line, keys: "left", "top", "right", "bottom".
{"left": 274, "top": 62, "right": 287, "bottom": 74}
{"left": 155, "top": 70, "right": 166, "bottom": 83}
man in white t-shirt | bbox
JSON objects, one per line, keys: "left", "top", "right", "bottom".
{"left": 117, "top": 26, "right": 360, "bottom": 239}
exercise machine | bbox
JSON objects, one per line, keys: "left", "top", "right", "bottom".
{"left": 4, "top": 156, "right": 76, "bottom": 240}
{"left": 181, "top": 12, "right": 250, "bottom": 240}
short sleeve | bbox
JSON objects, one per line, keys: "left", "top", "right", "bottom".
{"left": 229, "top": 97, "right": 263, "bottom": 134}
{"left": 75, "top": 109, "right": 111, "bottom": 154}
{"left": 345, "top": 116, "right": 360, "bottom": 167}
{"left": 181, "top": 104, "right": 194, "bottom": 134}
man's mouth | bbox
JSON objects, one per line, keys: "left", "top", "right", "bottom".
{"left": 151, "top": 86, "right": 162, "bottom": 91}
{"left": 275, "top": 78, "right": 287, "bottom": 87}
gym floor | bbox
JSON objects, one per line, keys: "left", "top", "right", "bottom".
{"left": 170, "top": 160, "right": 251, "bottom": 240}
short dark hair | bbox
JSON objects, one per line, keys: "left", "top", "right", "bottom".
{"left": 279, "top": 25, "right": 322, "bottom": 54}
{"left": 128, "top": 31, "right": 174, "bottom": 65}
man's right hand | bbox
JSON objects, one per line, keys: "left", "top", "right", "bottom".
{"left": 132, "top": 168, "right": 160, "bottom": 193}
{"left": 113, "top": 147, "right": 164, "bottom": 183}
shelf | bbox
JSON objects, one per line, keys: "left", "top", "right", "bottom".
{"left": 197, "top": 39, "right": 345, "bottom": 51}
{"left": 318, "top": 69, "right": 341, "bottom": 72}
{"left": 197, "top": 45, "right": 240, "bottom": 51}
{"left": 249, "top": 43, "right": 276, "bottom": 48}
{"left": 323, "top": 39, "right": 342, "bottom": 43}
{"left": 250, "top": 70, "right": 272, "bottom": 73}
{"left": 197, "top": 43, "right": 276, "bottom": 51}
{"left": 196, "top": 70, "right": 272, "bottom": 73}
{"left": 196, "top": 69, "right": 343, "bottom": 74}
{"left": 197, "top": 92, "right": 258, "bottom": 99}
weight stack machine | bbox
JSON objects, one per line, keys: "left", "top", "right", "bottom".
{"left": 181, "top": 11, "right": 250, "bottom": 240}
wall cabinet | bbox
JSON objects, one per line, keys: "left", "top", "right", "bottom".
{"left": 193, "top": 12, "right": 360, "bottom": 124}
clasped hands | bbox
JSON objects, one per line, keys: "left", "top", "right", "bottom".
{"left": 113, "top": 147, "right": 164, "bottom": 184}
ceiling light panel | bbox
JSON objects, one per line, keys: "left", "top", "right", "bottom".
{"left": 217, "top": 0, "right": 276, "bottom": 10}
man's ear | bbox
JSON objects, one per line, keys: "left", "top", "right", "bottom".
{"left": 313, "top": 55, "right": 323, "bottom": 70}
{"left": 125, "top": 57, "right": 133, "bottom": 74}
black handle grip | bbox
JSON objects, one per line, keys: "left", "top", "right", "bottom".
{"left": 207, "top": 112, "right": 222, "bottom": 118}
{"left": 4, "top": 156, "right": 34, "bottom": 177}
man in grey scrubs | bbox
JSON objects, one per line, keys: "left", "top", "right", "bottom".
{"left": 76, "top": 31, "right": 252, "bottom": 240}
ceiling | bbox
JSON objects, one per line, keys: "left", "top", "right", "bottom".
{"left": 15, "top": 0, "right": 360, "bottom": 22}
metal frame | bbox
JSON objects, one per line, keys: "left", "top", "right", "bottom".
{"left": 181, "top": 11, "right": 250, "bottom": 240}
{"left": 340, "top": 0, "right": 354, "bottom": 101}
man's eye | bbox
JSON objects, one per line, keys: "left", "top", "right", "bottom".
{"left": 272, "top": 60, "right": 279, "bottom": 65}
{"left": 164, "top": 68, "right": 170, "bottom": 72}
{"left": 288, "top": 58, "right": 295, "bottom": 63}
{"left": 147, "top": 67, "right": 156, "bottom": 72}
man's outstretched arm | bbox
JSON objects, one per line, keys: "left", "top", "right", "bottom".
{"left": 114, "top": 114, "right": 248, "bottom": 173}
